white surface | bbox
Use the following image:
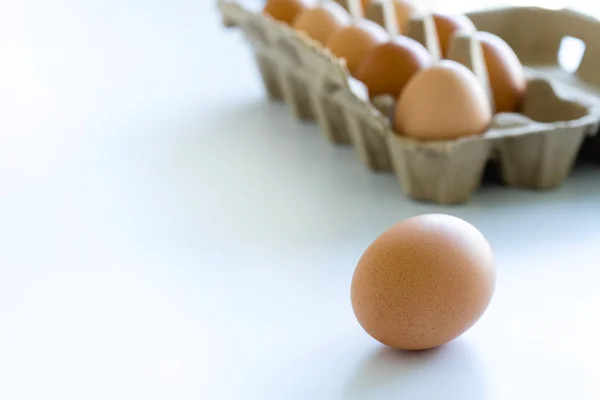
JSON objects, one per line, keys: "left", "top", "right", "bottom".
{"left": 2, "top": 1, "right": 600, "bottom": 399}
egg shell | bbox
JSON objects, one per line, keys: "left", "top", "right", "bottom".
{"left": 477, "top": 31, "right": 527, "bottom": 113}
{"left": 395, "top": 60, "right": 492, "bottom": 140}
{"left": 433, "top": 13, "right": 476, "bottom": 58}
{"left": 354, "top": 36, "right": 433, "bottom": 98}
{"left": 263, "top": 0, "right": 315, "bottom": 25}
{"left": 393, "top": 0, "right": 419, "bottom": 34}
{"left": 326, "top": 20, "right": 389, "bottom": 75}
{"left": 351, "top": 214, "right": 496, "bottom": 351}
{"left": 292, "top": 2, "right": 352, "bottom": 46}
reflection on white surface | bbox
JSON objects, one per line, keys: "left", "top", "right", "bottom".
{"left": 2, "top": 0, "right": 600, "bottom": 399}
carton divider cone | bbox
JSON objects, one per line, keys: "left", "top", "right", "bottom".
{"left": 405, "top": 13, "right": 441, "bottom": 61}
{"left": 333, "top": 0, "right": 364, "bottom": 20}
{"left": 446, "top": 31, "right": 495, "bottom": 113}
{"left": 275, "top": 29, "right": 331, "bottom": 120}
{"left": 315, "top": 60, "right": 353, "bottom": 144}
{"left": 365, "top": 0, "right": 399, "bottom": 35}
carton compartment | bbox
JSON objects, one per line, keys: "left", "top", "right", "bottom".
{"left": 277, "top": 26, "right": 342, "bottom": 123}
{"left": 332, "top": 90, "right": 394, "bottom": 169}
{"left": 340, "top": 88, "right": 393, "bottom": 170}
{"left": 388, "top": 136, "right": 493, "bottom": 204}
{"left": 347, "top": 115, "right": 392, "bottom": 171}
{"left": 520, "top": 77, "right": 589, "bottom": 123}
{"left": 316, "top": 89, "right": 352, "bottom": 144}
{"left": 495, "top": 79, "right": 591, "bottom": 188}
{"left": 254, "top": 49, "right": 285, "bottom": 101}
{"left": 497, "top": 127, "right": 586, "bottom": 189}
{"left": 280, "top": 68, "right": 318, "bottom": 120}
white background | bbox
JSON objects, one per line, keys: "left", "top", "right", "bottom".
{"left": 2, "top": 0, "right": 600, "bottom": 399}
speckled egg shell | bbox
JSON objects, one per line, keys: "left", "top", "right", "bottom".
{"left": 351, "top": 214, "right": 496, "bottom": 351}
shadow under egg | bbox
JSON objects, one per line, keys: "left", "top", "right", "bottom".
{"left": 342, "top": 340, "right": 487, "bottom": 400}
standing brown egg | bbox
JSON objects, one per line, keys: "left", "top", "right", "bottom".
{"left": 263, "top": 0, "right": 315, "bottom": 25}
{"left": 326, "top": 20, "right": 389, "bottom": 75}
{"left": 292, "top": 2, "right": 352, "bottom": 46}
{"left": 395, "top": 61, "right": 492, "bottom": 140}
{"left": 351, "top": 214, "right": 496, "bottom": 351}
{"left": 354, "top": 36, "right": 433, "bottom": 98}
{"left": 433, "top": 13, "right": 476, "bottom": 58}
{"left": 477, "top": 31, "right": 526, "bottom": 113}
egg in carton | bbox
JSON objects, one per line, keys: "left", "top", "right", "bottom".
{"left": 323, "top": 4, "right": 600, "bottom": 204}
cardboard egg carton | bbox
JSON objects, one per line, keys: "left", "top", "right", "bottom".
{"left": 218, "top": 0, "right": 371, "bottom": 145}
{"left": 217, "top": 0, "right": 600, "bottom": 204}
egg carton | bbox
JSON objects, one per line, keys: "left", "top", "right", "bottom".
{"left": 219, "top": 0, "right": 372, "bottom": 145}
{"left": 217, "top": 1, "right": 600, "bottom": 204}
{"left": 327, "top": 9, "right": 600, "bottom": 204}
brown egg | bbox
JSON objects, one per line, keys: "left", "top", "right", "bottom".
{"left": 354, "top": 36, "right": 433, "bottom": 98}
{"left": 477, "top": 32, "right": 526, "bottom": 113}
{"left": 292, "top": 2, "right": 352, "bottom": 46}
{"left": 326, "top": 20, "right": 389, "bottom": 75}
{"left": 395, "top": 61, "right": 492, "bottom": 140}
{"left": 393, "top": 0, "right": 419, "bottom": 34}
{"left": 263, "top": 0, "right": 315, "bottom": 25}
{"left": 433, "top": 13, "right": 476, "bottom": 58}
{"left": 351, "top": 214, "right": 496, "bottom": 351}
